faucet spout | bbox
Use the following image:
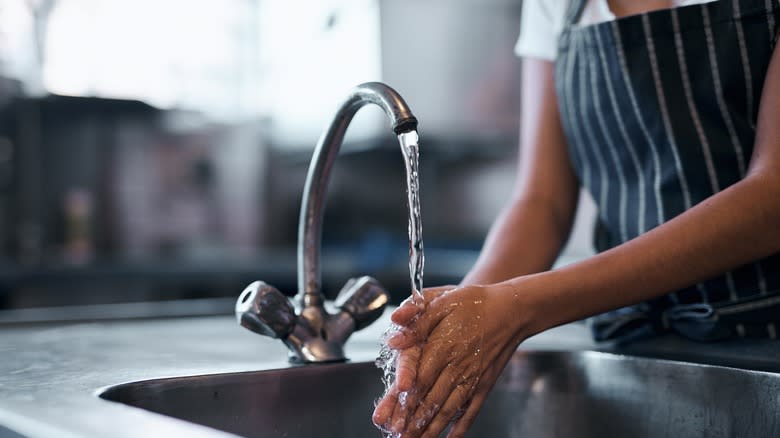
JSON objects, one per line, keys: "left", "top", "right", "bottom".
{"left": 298, "top": 82, "right": 418, "bottom": 303}
{"left": 236, "top": 82, "right": 417, "bottom": 363}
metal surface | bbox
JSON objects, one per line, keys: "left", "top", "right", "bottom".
{"left": 235, "top": 82, "right": 416, "bottom": 363}
{"left": 235, "top": 276, "right": 388, "bottom": 363}
{"left": 297, "top": 82, "right": 417, "bottom": 299}
{"left": 99, "top": 350, "right": 780, "bottom": 438}
{"left": 3, "top": 316, "right": 780, "bottom": 438}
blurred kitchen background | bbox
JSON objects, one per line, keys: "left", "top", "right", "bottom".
{"left": 0, "top": 0, "right": 594, "bottom": 322}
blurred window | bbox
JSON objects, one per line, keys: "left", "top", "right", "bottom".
{"left": 43, "top": 0, "right": 263, "bottom": 121}
{"left": 39, "top": 0, "right": 382, "bottom": 141}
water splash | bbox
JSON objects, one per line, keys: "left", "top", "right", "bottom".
{"left": 375, "top": 130, "right": 426, "bottom": 437}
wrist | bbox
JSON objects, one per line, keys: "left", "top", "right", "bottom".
{"left": 499, "top": 270, "right": 572, "bottom": 340}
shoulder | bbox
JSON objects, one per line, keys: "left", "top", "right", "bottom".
{"left": 515, "top": 0, "right": 571, "bottom": 61}
{"left": 523, "top": 0, "right": 570, "bottom": 22}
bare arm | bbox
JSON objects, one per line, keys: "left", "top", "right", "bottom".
{"left": 518, "top": 42, "right": 780, "bottom": 336}
{"left": 462, "top": 58, "right": 579, "bottom": 285}
{"left": 375, "top": 36, "right": 780, "bottom": 438}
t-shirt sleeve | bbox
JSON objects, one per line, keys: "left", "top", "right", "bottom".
{"left": 514, "top": 0, "right": 566, "bottom": 61}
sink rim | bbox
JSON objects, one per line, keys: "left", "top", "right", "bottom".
{"left": 97, "top": 348, "right": 780, "bottom": 397}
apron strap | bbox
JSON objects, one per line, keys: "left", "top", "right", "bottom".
{"left": 563, "top": 0, "right": 589, "bottom": 28}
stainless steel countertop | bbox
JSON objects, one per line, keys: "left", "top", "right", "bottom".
{"left": 0, "top": 312, "right": 402, "bottom": 438}
{"left": 2, "top": 312, "right": 779, "bottom": 438}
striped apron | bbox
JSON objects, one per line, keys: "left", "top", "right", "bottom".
{"left": 554, "top": 0, "right": 780, "bottom": 342}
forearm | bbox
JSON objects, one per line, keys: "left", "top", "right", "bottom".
{"left": 509, "top": 42, "right": 780, "bottom": 338}
{"left": 461, "top": 194, "right": 575, "bottom": 286}
{"left": 520, "top": 172, "right": 780, "bottom": 336}
{"left": 463, "top": 58, "right": 578, "bottom": 286}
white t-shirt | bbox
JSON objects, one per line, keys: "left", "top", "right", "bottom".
{"left": 515, "top": 0, "right": 718, "bottom": 60}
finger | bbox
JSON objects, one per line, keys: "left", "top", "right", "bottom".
{"left": 446, "top": 351, "right": 514, "bottom": 438}
{"left": 403, "top": 340, "right": 453, "bottom": 407}
{"left": 422, "top": 285, "right": 458, "bottom": 305}
{"left": 372, "top": 385, "right": 399, "bottom": 428}
{"left": 445, "top": 389, "right": 490, "bottom": 438}
{"left": 374, "top": 347, "right": 423, "bottom": 433}
{"left": 409, "top": 308, "right": 473, "bottom": 397}
{"left": 391, "top": 299, "right": 423, "bottom": 326}
{"left": 413, "top": 381, "right": 472, "bottom": 438}
{"left": 399, "top": 290, "right": 461, "bottom": 349}
{"left": 386, "top": 327, "right": 418, "bottom": 349}
{"left": 374, "top": 385, "right": 415, "bottom": 435}
{"left": 388, "top": 297, "right": 456, "bottom": 348}
{"left": 395, "top": 344, "right": 421, "bottom": 393}
{"left": 391, "top": 285, "right": 454, "bottom": 326}
{"left": 405, "top": 358, "right": 477, "bottom": 434}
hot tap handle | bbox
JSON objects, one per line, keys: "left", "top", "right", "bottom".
{"left": 235, "top": 281, "right": 296, "bottom": 339}
{"left": 334, "top": 276, "right": 389, "bottom": 330}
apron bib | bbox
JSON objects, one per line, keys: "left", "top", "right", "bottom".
{"left": 554, "top": 0, "right": 780, "bottom": 342}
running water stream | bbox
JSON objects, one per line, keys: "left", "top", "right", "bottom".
{"left": 375, "top": 130, "right": 425, "bottom": 437}
{"left": 399, "top": 130, "right": 425, "bottom": 301}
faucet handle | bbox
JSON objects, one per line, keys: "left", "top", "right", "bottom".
{"left": 235, "top": 281, "right": 296, "bottom": 339}
{"left": 334, "top": 276, "right": 389, "bottom": 330}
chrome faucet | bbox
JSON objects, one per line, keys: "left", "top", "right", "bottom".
{"left": 235, "top": 82, "right": 419, "bottom": 363}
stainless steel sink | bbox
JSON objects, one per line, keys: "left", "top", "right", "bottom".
{"left": 99, "top": 351, "right": 780, "bottom": 437}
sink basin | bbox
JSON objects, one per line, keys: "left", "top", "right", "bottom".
{"left": 99, "top": 351, "right": 780, "bottom": 437}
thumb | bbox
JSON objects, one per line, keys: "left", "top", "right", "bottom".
{"left": 391, "top": 285, "right": 456, "bottom": 326}
{"left": 387, "top": 286, "right": 462, "bottom": 349}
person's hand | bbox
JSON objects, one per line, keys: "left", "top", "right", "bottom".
{"left": 373, "top": 281, "right": 531, "bottom": 438}
{"left": 373, "top": 285, "right": 454, "bottom": 435}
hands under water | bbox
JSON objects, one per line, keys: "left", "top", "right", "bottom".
{"left": 372, "top": 282, "right": 531, "bottom": 438}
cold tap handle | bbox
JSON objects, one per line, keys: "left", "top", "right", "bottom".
{"left": 235, "top": 281, "right": 296, "bottom": 339}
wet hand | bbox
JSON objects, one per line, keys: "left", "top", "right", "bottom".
{"left": 373, "top": 285, "right": 453, "bottom": 434}
{"left": 373, "top": 282, "right": 530, "bottom": 438}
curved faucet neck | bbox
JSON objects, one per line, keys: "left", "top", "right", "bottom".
{"left": 296, "top": 82, "right": 418, "bottom": 304}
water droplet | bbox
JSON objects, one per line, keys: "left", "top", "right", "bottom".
{"left": 399, "top": 391, "right": 408, "bottom": 407}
